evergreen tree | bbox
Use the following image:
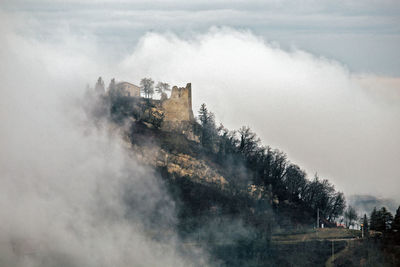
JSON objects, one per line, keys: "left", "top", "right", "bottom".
{"left": 198, "top": 103, "right": 209, "bottom": 126}
{"left": 392, "top": 206, "right": 400, "bottom": 232}
{"left": 198, "top": 103, "right": 217, "bottom": 150}
{"left": 370, "top": 207, "right": 378, "bottom": 230}
{"left": 108, "top": 78, "right": 116, "bottom": 91}
{"left": 372, "top": 207, "right": 393, "bottom": 232}
{"left": 95, "top": 76, "right": 105, "bottom": 94}
{"left": 362, "top": 214, "right": 369, "bottom": 236}
{"left": 378, "top": 207, "right": 393, "bottom": 231}
{"left": 108, "top": 78, "right": 118, "bottom": 98}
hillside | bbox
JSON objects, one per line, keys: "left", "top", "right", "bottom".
{"left": 85, "top": 79, "right": 350, "bottom": 266}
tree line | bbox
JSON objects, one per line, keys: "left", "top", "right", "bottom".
{"left": 365, "top": 206, "right": 400, "bottom": 233}
{"left": 342, "top": 204, "right": 400, "bottom": 234}
{"left": 197, "top": 103, "right": 346, "bottom": 226}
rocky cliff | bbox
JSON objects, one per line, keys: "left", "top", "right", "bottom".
{"left": 131, "top": 143, "right": 229, "bottom": 189}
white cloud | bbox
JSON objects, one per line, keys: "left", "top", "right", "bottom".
{"left": 0, "top": 13, "right": 207, "bottom": 267}
{"left": 119, "top": 28, "right": 400, "bottom": 200}
{"left": 0, "top": 7, "right": 399, "bottom": 265}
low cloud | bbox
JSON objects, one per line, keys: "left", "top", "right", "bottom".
{"left": 0, "top": 7, "right": 399, "bottom": 265}
{"left": 119, "top": 28, "right": 400, "bottom": 200}
{"left": 0, "top": 13, "right": 207, "bottom": 267}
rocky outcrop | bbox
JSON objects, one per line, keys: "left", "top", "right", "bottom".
{"left": 131, "top": 143, "right": 229, "bottom": 190}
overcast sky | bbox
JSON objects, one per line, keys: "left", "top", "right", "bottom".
{"left": 3, "top": 0, "right": 400, "bottom": 75}
{"left": 1, "top": 0, "right": 399, "bottom": 201}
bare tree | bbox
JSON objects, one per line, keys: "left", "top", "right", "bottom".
{"left": 155, "top": 82, "right": 171, "bottom": 95}
{"left": 238, "top": 126, "right": 261, "bottom": 158}
{"left": 344, "top": 205, "right": 358, "bottom": 228}
{"left": 140, "top": 78, "right": 155, "bottom": 98}
{"left": 284, "top": 164, "right": 306, "bottom": 202}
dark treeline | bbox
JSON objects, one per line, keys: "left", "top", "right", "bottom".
{"left": 91, "top": 80, "right": 346, "bottom": 228}
{"left": 334, "top": 206, "right": 400, "bottom": 266}
{"left": 197, "top": 103, "right": 346, "bottom": 227}
{"left": 90, "top": 77, "right": 345, "bottom": 228}
{"left": 360, "top": 205, "right": 400, "bottom": 235}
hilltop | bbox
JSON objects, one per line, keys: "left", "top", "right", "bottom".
{"left": 85, "top": 77, "right": 361, "bottom": 266}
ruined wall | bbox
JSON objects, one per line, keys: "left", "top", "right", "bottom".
{"left": 161, "top": 83, "right": 198, "bottom": 141}
{"left": 162, "top": 83, "right": 194, "bottom": 122}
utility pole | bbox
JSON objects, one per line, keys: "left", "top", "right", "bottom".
{"left": 361, "top": 223, "right": 364, "bottom": 238}
{"left": 331, "top": 240, "right": 334, "bottom": 263}
{"left": 317, "top": 208, "right": 319, "bottom": 228}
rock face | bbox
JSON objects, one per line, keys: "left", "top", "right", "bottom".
{"left": 131, "top": 144, "right": 228, "bottom": 190}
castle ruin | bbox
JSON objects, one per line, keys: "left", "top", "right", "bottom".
{"left": 161, "top": 83, "right": 197, "bottom": 140}
{"left": 162, "top": 83, "right": 194, "bottom": 123}
{"left": 103, "top": 78, "right": 197, "bottom": 140}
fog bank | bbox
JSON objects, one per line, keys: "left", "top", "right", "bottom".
{"left": 0, "top": 14, "right": 206, "bottom": 267}
{"left": 119, "top": 29, "right": 400, "bottom": 201}
{"left": 1, "top": 9, "right": 399, "bottom": 266}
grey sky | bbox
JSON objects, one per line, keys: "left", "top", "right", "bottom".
{"left": 2, "top": 0, "right": 400, "bottom": 75}
{"left": 0, "top": 1, "right": 399, "bottom": 200}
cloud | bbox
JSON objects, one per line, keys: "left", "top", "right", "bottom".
{"left": 3, "top": 0, "right": 400, "bottom": 74}
{"left": 0, "top": 12, "right": 207, "bottom": 267}
{"left": 119, "top": 28, "right": 400, "bottom": 201}
{"left": 0, "top": 6, "right": 399, "bottom": 265}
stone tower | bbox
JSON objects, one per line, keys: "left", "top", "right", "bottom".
{"left": 162, "top": 83, "right": 194, "bottom": 122}
{"left": 161, "top": 83, "right": 197, "bottom": 141}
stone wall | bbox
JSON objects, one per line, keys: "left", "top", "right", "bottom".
{"left": 161, "top": 83, "right": 198, "bottom": 141}
{"left": 162, "top": 83, "right": 194, "bottom": 122}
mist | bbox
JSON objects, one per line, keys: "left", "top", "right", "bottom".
{"left": 118, "top": 29, "right": 400, "bottom": 201}
{"left": 0, "top": 13, "right": 207, "bottom": 267}
{"left": 1, "top": 4, "right": 399, "bottom": 265}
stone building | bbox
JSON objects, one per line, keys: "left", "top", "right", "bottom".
{"left": 102, "top": 78, "right": 197, "bottom": 140}
{"left": 115, "top": 82, "right": 141, "bottom": 97}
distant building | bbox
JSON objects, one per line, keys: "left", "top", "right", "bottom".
{"left": 115, "top": 82, "right": 141, "bottom": 97}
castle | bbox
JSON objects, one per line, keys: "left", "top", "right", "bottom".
{"left": 161, "top": 83, "right": 197, "bottom": 140}
{"left": 97, "top": 78, "right": 197, "bottom": 140}
{"left": 162, "top": 83, "right": 194, "bottom": 123}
